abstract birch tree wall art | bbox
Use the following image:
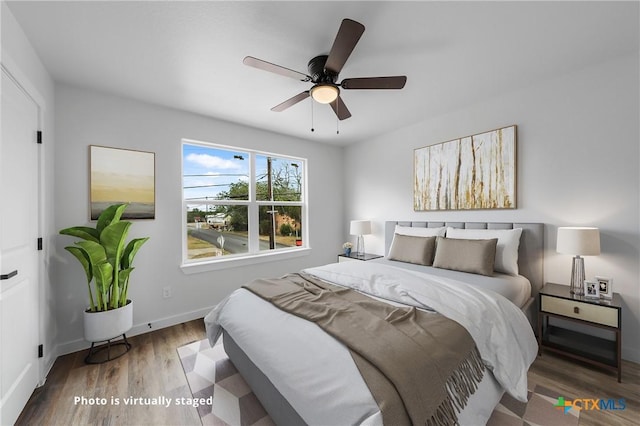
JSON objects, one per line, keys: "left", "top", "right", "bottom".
{"left": 414, "top": 125, "right": 516, "bottom": 210}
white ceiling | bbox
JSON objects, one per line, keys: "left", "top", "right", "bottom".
{"left": 6, "top": 1, "right": 639, "bottom": 145}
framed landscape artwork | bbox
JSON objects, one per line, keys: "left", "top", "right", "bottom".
{"left": 414, "top": 125, "right": 516, "bottom": 211}
{"left": 90, "top": 145, "right": 156, "bottom": 219}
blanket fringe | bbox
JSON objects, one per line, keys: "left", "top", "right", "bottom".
{"left": 426, "top": 346, "right": 485, "bottom": 426}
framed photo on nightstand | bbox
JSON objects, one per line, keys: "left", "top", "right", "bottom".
{"left": 595, "top": 276, "right": 613, "bottom": 299}
{"left": 584, "top": 280, "right": 600, "bottom": 298}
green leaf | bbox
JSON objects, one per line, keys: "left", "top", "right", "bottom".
{"left": 64, "top": 246, "right": 92, "bottom": 283}
{"left": 64, "top": 246, "right": 96, "bottom": 312}
{"left": 60, "top": 226, "right": 100, "bottom": 243}
{"left": 118, "top": 267, "right": 134, "bottom": 306}
{"left": 96, "top": 203, "right": 128, "bottom": 235}
{"left": 75, "top": 240, "right": 109, "bottom": 310}
{"left": 94, "top": 262, "right": 113, "bottom": 311}
{"left": 100, "top": 221, "right": 131, "bottom": 269}
{"left": 110, "top": 270, "right": 120, "bottom": 309}
{"left": 121, "top": 237, "right": 150, "bottom": 269}
{"left": 76, "top": 240, "right": 108, "bottom": 266}
{"left": 119, "top": 268, "right": 133, "bottom": 287}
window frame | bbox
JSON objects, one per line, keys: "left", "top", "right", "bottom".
{"left": 181, "top": 139, "right": 310, "bottom": 272}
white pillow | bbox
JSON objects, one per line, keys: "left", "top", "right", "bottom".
{"left": 445, "top": 227, "right": 523, "bottom": 275}
{"left": 395, "top": 225, "right": 446, "bottom": 238}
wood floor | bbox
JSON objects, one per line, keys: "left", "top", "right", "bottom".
{"left": 529, "top": 349, "right": 639, "bottom": 426}
{"left": 16, "top": 320, "right": 205, "bottom": 426}
{"left": 16, "top": 319, "right": 640, "bottom": 426}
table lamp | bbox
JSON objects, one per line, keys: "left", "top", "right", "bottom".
{"left": 556, "top": 227, "right": 600, "bottom": 295}
{"left": 350, "top": 220, "right": 371, "bottom": 257}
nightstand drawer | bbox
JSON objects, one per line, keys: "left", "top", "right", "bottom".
{"left": 541, "top": 295, "right": 618, "bottom": 328}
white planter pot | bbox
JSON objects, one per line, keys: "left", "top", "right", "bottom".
{"left": 84, "top": 300, "right": 133, "bottom": 342}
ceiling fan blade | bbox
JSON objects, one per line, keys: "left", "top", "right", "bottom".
{"left": 271, "top": 91, "right": 310, "bottom": 112}
{"left": 341, "top": 76, "right": 407, "bottom": 90}
{"left": 243, "top": 56, "right": 311, "bottom": 81}
{"left": 329, "top": 96, "right": 352, "bottom": 120}
{"left": 325, "top": 19, "right": 365, "bottom": 75}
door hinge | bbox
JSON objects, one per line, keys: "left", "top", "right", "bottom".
{"left": 37, "top": 237, "right": 43, "bottom": 250}
{"left": 38, "top": 344, "right": 43, "bottom": 358}
{"left": 37, "top": 131, "right": 43, "bottom": 144}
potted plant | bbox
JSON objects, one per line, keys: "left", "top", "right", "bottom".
{"left": 60, "top": 203, "right": 149, "bottom": 345}
{"left": 343, "top": 242, "right": 353, "bottom": 256}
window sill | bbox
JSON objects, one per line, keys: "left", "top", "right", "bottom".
{"left": 180, "top": 247, "right": 312, "bottom": 274}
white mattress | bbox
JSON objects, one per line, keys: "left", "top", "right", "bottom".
{"left": 372, "top": 257, "right": 532, "bottom": 307}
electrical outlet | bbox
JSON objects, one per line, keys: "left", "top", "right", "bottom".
{"left": 163, "top": 286, "right": 172, "bottom": 298}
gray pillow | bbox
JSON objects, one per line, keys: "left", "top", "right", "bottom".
{"left": 432, "top": 237, "right": 498, "bottom": 276}
{"left": 388, "top": 234, "right": 436, "bottom": 266}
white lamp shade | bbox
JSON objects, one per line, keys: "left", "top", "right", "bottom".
{"left": 350, "top": 220, "right": 371, "bottom": 236}
{"left": 557, "top": 227, "right": 600, "bottom": 256}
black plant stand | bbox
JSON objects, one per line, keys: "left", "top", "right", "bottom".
{"left": 85, "top": 334, "right": 132, "bottom": 364}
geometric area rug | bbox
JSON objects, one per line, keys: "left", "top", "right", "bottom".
{"left": 178, "top": 339, "right": 579, "bottom": 426}
{"left": 177, "top": 339, "right": 273, "bottom": 426}
{"left": 486, "top": 385, "right": 580, "bottom": 426}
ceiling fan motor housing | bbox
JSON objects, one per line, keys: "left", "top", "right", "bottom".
{"left": 308, "top": 55, "right": 337, "bottom": 83}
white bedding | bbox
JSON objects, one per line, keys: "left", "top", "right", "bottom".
{"left": 205, "top": 261, "right": 538, "bottom": 425}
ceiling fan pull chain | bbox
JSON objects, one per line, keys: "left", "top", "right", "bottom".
{"left": 310, "top": 99, "right": 315, "bottom": 132}
{"left": 336, "top": 102, "right": 340, "bottom": 134}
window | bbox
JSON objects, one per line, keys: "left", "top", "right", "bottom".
{"left": 182, "top": 140, "right": 307, "bottom": 267}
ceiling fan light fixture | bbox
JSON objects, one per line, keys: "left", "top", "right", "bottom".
{"left": 310, "top": 84, "right": 339, "bottom": 104}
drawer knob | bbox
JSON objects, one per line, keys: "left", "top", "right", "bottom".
{"left": 574, "top": 306, "right": 580, "bottom": 314}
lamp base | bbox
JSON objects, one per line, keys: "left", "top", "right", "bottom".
{"left": 570, "top": 256, "right": 585, "bottom": 296}
{"left": 355, "top": 235, "right": 365, "bottom": 257}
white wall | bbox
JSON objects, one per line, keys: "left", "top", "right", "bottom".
{"left": 53, "top": 84, "right": 344, "bottom": 354}
{"left": 1, "top": 3, "right": 57, "bottom": 379}
{"left": 344, "top": 52, "right": 640, "bottom": 362}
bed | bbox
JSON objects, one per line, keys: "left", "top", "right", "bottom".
{"left": 205, "top": 221, "right": 543, "bottom": 425}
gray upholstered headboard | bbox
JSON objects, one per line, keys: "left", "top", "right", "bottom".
{"left": 384, "top": 221, "right": 544, "bottom": 296}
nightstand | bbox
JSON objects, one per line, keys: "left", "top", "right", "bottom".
{"left": 538, "top": 282, "right": 622, "bottom": 382}
{"left": 337, "top": 253, "right": 383, "bottom": 263}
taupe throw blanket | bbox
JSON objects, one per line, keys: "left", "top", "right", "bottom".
{"left": 243, "top": 272, "right": 485, "bottom": 426}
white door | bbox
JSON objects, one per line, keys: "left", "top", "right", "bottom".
{"left": 0, "top": 69, "right": 41, "bottom": 425}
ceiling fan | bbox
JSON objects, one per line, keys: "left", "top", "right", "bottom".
{"left": 243, "top": 18, "right": 407, "bottom": 121}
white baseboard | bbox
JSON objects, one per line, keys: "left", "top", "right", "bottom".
{"left": 55, "top": 306, "right": 215, "bottom": 357}
{"left": 37, "top": 352, "right": 57, "bottom": 387}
